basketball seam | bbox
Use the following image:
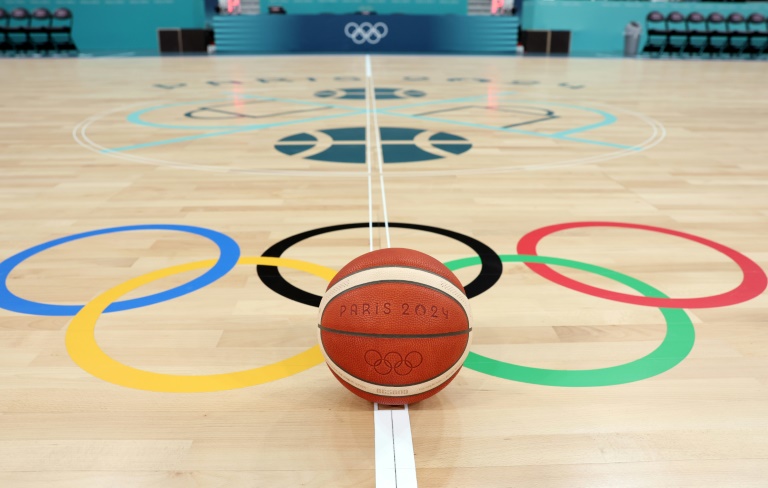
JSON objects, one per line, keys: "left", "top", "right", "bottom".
{"left": 329, "top": 263, "right": 464, "bottom": 291}
{"left": 318, "top": 324, "right": 473, "bottom": 339}
{"left": 334, "top": 368, "right": 462, "bottom": 399}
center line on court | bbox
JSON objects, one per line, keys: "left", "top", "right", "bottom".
{"left": 367, "top": 55, "right": 392, "bottom": 249}
{"left": 365, "top": 58, "right": 375, "bottom": 252}
{"left": 367, "top": 54, "right": 417, "bottom": 488}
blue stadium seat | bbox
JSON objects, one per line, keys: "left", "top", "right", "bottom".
{"left": 30, "top": 8, "right": 53, "bottom": 54}
{"left": 683, "top": 12, "right": 707, "bottom": 56}
{"left": 0, "top": 9, "right": 10, "bottom": 55}
{"left": 642, "top": 11, "right": 667, "bottom": 56}
{"left": 703, "top": 12, "right": 727, "bottom": 57}
{"left": 664, "top": 11, "right": 686, "bottom": 55}
{"left": 8, "top": 8, "right": 32, "bottom": 55}
{"left": 744, "top": 12, "right": 766, "bottom": 57}
{"left": 51, "top": 8, "right": 77, "bottom": 54}
{"left": 723, "top": 12, "right": 748, "bottom": 57}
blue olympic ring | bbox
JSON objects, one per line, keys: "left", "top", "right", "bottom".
{"left": 0, "top": 224, "right": 240, "bottom": 316}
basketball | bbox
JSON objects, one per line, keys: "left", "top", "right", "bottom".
{"left": 317, "top": 248, "right": 472, "bottom": 405}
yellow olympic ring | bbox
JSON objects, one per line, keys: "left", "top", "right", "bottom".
{"left": 65, "top": 256, "right": 336, "bottom": 392}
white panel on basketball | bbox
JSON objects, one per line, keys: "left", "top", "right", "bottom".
{"left": 317, "top": 265, "right": 472, "bottom": 397}
{"left": 318, "top": 328, "right": 473, "bottom": 397}
{"left": 318, "top": 266, "right": 472, "bottom": 323}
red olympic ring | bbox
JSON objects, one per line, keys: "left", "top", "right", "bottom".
{"left": 517, "top": 221, "right": 767, "bottom": 308}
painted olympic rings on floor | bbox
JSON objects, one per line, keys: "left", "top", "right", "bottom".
{"left": 449, "top": 255, "right": 695, "bottom": 387}
{"left": 0, "top": 224, "right": 240, "bottom": 316}
{"left": 0, "top": 221, "right": 763, "bottom": 392}
{"left": 65, "top": 257, "right": 334, "bottom": 392}
{"left": 256, "top": 222, "right": 503, "bottom": 307}
{"left": 517, "top": 221, "right": 767, "bottom": 309}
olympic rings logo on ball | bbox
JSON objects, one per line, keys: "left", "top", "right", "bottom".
{"left": 365, "top": 350, "right": 423, "bottom": 376}
{"left": 0, "top": 221, "right": 764, "bottom": 393}
{"left": 344, "top": 22, "right": 389, "bottom": 45}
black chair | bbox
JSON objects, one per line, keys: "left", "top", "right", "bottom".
{"left": 723, "top": 12, "right": 748, "bottom": 56}
{"left": 683, "top": 12, "right": 707, "bottom": 56}
{"left": 50, "top": 8, "right": 76, "bottom": 54}
{"left": 763, "top": 15, "right": 768, "bottom": 55}
{"left": 643, "top": 11, "right": 667, "bottom": 55}
{"left": 8, "top": 8, "right": 32, "bottom": 54}
{"left": 664, "top": 11, "right": 686, "bottom": 55}
{"left": 744, "top": 12, "right": 767, "bottom": 57}
{"left": 0, "top": 9, "right": 11, "bottom": 55}
{"left": 703, "top": 12, "right": 728, "bottom": 57}
{"left": 29, "top": 8, "right": 53, "bottom": 54}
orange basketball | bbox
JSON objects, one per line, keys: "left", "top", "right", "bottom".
{"left": 318, "top": 248, "right": 472, "bottom": 405}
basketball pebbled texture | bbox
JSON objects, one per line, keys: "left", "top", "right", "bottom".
{"left": 318, "top": 248, "right": 472, "bottom": 405}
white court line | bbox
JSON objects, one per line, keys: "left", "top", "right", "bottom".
{"left": 72, "top": 95, "right": 666, "bottom": 178}
{"left": 365, "top": 60, "right": 375, "bottom": 252}
{"left": 374, "top": 404, "right": 397, "bottom": 487}
{"left": 71, "top": 102, "right": 365, "bottom": 178}
{"left": 392, "top": 404, "right": 417, "bottom": 486}
{"left": 367, "top": 55, "right": 392, "bottom": 249}
{"left": 373, "top": 403, "right": 418, "bottom": 487}
{"left": 367, "top": 54, "right": 418, "bottom": 488}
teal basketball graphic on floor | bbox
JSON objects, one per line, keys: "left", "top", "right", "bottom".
{"left": 315, "top": 88, "right": 426, "bottom": 100}
{"left": 275, "top": 127, "right": 472, "bottom": 163}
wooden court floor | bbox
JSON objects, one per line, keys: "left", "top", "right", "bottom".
{"left": 0, "top": 55, "right": 767, "bottom": 487}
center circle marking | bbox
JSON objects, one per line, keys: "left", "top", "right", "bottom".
{"left": 315, "top": 88, "right": 426, "bottom": 100}
{"left": 275, "top": 127, "right": 471, "bottom": 164}
{"left": 75, "top": 98, "right": 664, "bottom": 177}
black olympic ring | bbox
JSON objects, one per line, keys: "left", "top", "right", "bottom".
{"left": 257, "top": 222, "right": 503, "bottom": 307}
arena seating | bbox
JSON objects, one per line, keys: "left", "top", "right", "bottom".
{"left": 7, "top": 8, "right": 33, "bottom": 54}
{"left": 683, "top": 12, "right": 707, "bottom": 56}
{"left": 50, "top": 8, "right": 77, "bottom": 54}
{"left": 744, "top": 13, "right": 767, "bottom": 57}
{"left": 723, "top": 13, "right": 748, "bottom": 56}
{"left": 643, "top": 11, "right": 666, "bottom": 55}
{"left": 0, "top": 7, "right": 77, "bottom": 56}
{"left": 643, "top": 9, "right": 768, "bottom": 58}
{"left": 30, "top": 8, "right": 54, "bottom": 54}
{"left": 703, "top": 12, "right": 728, "bottom": 56}
{"left": 0, "top": 9, "right": 10, "bottom": 55}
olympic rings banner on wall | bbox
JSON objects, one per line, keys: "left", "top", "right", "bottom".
{"left": 0, "top": 221, "right": 764, "bottom": 393}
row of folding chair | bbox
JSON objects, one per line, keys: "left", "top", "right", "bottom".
{"left": 643, "top": 11, "right": 768, "bottom": 58}
{"left": 0, "top": 7, "right": 77, "bottom": 56}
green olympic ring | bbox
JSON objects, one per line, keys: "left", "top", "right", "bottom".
{"left": 0, "top": 221, "right": 701, "bottom": 390}
{"left": 446, "top": 255, "right": 695, "bottom": 387}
